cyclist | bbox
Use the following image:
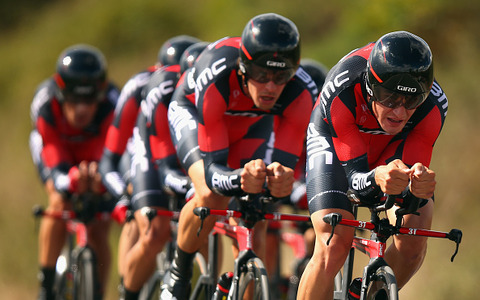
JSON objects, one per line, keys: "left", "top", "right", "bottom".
{"left": 97, "top": 35, "right": 200, "bottom": 297}
{"left": 29, "top": 44, "right": 120, "bottom": 300}
{"left": 161, "top": 13, "right": 317, "bottom": 299}
{"left": 298, "top": 31, "right": 448, "bottom": 299}
{"left": 118, "top": 42, "right": 207, "bottom": 300}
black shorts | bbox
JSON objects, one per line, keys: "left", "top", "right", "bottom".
{"left": 130, "top": 126, "right": 170, "bottom": 211}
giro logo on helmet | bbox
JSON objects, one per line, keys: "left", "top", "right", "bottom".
{"left": 73, "top": 86, "right": 95, "bottom": 95}
{"left": 397, "top": 85, "right": 417, "bottom": 93}
{"left": 266, "top": 61, "right": 286, "bottom": 68}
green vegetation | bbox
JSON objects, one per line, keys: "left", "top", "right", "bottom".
{"left": 1, "top": 0, "right": 479, "bottom": 299}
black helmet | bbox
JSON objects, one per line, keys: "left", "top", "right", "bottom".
{"left": 239, "top": 13, "right": 300, "bottom": 84}
{"left": 367, "top": 31, "right": 434, "bottom": 109}
{"left": 55, "top": 44, "right": 107, "bottom": 103}
{"left": 157, "top": 35, "right": 201, "bottom": 66}
{"left": 179, "top": 42, "right": 209, "bottom": 74}
{"left": 301, "top": 58, "right": 328, "bottom": 89}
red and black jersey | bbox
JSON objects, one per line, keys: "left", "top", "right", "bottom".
{"left": 171, "top": 37, "right": 317, "bottom": 196}
{"left": 306, "top": 42, "right": 448, "bottom": 202}
{"left": 99, "top": 65, "right": 158, "bottom": 199}
{"left": 30, "top": 77, "right": 119, "bottom": 194}
{"left": 138, "top": 64, "right": 192, "bottom": 197}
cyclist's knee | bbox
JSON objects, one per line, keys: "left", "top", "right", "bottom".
{"left": 310, "top": 210, "right": 354, "bottom": 277}
{"left": 395, "top": 235, "right": 427, "bottom": 263}
{"left": 194, "top": 191, "right": 229, "bottom": 209}
{"left": 139, "top": 217, "right": 171, "bottom": 254}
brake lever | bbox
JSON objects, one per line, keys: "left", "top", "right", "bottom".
{"left": 447, "top": 229, "right": 462, "bottom": 262}
{"left": 193, "top": 207, "right": 210, "bottom": 237}
{"left": 323, "top": 213, "right": 342, "bottom": 246}
{"left": 140, "top": 207, "right": 157, "bottom": 235}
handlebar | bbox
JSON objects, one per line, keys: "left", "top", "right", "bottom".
{"left": 193, "top": 197, "right": 311, "bottom": 237}
{"left": 322, "top": 196, "right": 463, "bottom": 262}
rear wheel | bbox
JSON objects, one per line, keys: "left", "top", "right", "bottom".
{"left": 238, "top": 258, "right": 270, "bottom": 300}
{"left": 365, "top": 266, "right": 398, "bottom": 300}
{"left": 73, "top": 246, "right": 100, "bottom": 300}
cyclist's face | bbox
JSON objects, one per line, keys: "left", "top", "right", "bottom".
{"left": 247, "top": 78, "right": 286, "bottom": 110}
{"left": 62, "top": 101, "right": 98, "bottom": 129}
{"left": 372, "top": 99, "right": 416, "bottom": 135}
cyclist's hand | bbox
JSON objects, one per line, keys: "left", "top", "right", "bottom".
{"left": 375, "top": 159, "right": 411, "bottom": 195}
{"left": 241, "top": 159, "right": 266, "bottom": 194}
{"left": 266, "top": 162, "right": 294, "bottom": 198}
{"left": 77, "top": 161, "right": 90, "bottom": 194}
{"left": 88, "top": 161, "right": 105, "bottom": 194}
{"left": 409, "top": 163, "right": 435, "bottom": 199}
{"left": 111, "top": 195, "right": 130, "bottom": 224}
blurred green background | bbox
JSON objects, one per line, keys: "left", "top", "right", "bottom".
{"left": 1, "top": 0, "right": 479, "bottom": 299}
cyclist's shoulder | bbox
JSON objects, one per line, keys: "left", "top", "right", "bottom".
{"left": 193, "top": 37, "right": 240, "bottom": 73}
{"left": 30, "top": 78, "right": 58, "bottom": 122}
{"left": 144, "top": 64, "right": 181, "bottom": 93}
{"left": 427, "top": 79, "right": 448, "bottom": 117}
{"left": 117, "top": 67, "right": 157, "bottom": 106}
{"left": 319, "top": 48, "right": 370, "bottom": 107}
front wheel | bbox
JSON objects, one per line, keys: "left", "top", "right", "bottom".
{"left": 73, "top": 246, "right": 100, "bottom": 300}
{"left": 54, "top": 244, "right": 74, "bottom": 300}
{"left": 365, "top": 266, "right": 398, "bottom": 300}
{"left": 237, "top": 257, "right": 270, "bottom": 300}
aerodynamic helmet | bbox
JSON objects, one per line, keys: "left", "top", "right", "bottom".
{"left": 157, "top": 35, "right": 201, "bottom": 66}
{"left": 179, "top": 42, "right": 209, "bottom": 74}
{"left": 55, "top": 44, "right": 107, "bottom": 103}
{"left": 239, "top": 13, "right": 300, "bottom": 85}
{"left": 367, "top": 31, "right": 434, "bottom": 109}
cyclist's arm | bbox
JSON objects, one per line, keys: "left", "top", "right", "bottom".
{"left": 155, "top": 155, "right": 193, "bottom": 197}
{"left": 326, "top": 97, "right": 383, "bottom": 202}
{"left": 36, "top": 115, "right": 79, "bottom": 194}
{"left": 98, "top": 81, "right": 143, "bottom": 199}
{"left": 98, "top": 149, "right": 127, "bottom": 199}
{"left": 272, "top": 90, "right": 314, "bottom": 169}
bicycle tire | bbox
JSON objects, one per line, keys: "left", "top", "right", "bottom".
{"left": 237, "top": 257, "right": 270, "bottom": 300}
{"left": 139, "top": 272, "right": 161, "bottom": 300}
{"left": 54, "top": 246, "right": 74, "bottom": 300}
{"left": 365, "top": 266, "right": 398, "bottom": 300}
{"left": 139, "top": 249, "right": 171, "bottom": 300}
{"left": 287, "top": 256, "right": 310, "bottom": 300}
{"left": 189, "top": 251, "right": 213, "bottom": 300}
{"left": 73, "top": 246, "right": 100, "bottom": 300}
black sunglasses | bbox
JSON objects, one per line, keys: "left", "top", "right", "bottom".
{"left": 245, "top": 64, "right": 295, "bottom": 85}
{"left": 371, "top": 85, "right": 428, "bottom": 110}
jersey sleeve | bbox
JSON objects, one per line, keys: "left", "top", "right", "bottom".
{"left": 99, "top": 75, "right": 144, "bottom": 198}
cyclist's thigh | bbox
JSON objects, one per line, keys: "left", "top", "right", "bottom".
{"left": 305, "top": 127, "right": 352, "bottom": 216}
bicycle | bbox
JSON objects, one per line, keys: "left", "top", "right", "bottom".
{"left": 192, "top": 194, "right": 311, "bottom": 300}
{"left": 323, "top": 193, "right": 462, "bottom": 300}
{"left": 32, "top": 194, "right": 111, "bottom": 300}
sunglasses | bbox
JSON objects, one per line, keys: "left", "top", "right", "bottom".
{"left": 244, "top": 64, "right": 295, "bottom": 85}
{"left": 63, "top": 93, "right": 103, "bottom": 104}
{"left": 371, "top": 85, "right": 428, "bottom": 110}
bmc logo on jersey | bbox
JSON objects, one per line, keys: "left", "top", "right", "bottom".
{"left": 212, "top": 172, "right": 239, "bottom": 191}
{"left": 266, "top": 61, "right": 286, "bottom": 68}
{"left": 196, "top": 57, "right": 227, "bottom": 92}
{"left": 397, "top": 85, "right": 417, "bottom": 93}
